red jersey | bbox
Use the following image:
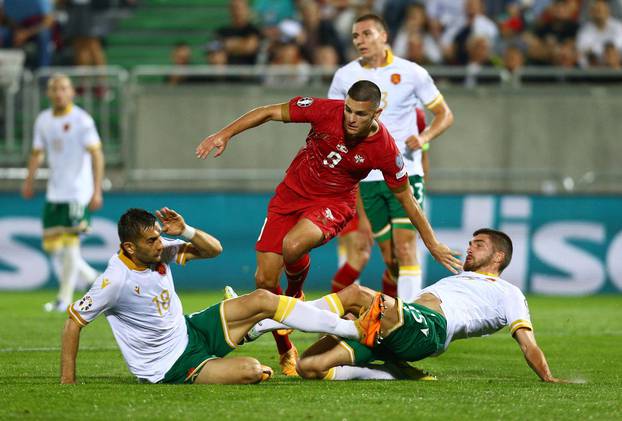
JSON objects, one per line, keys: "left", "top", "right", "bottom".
{"left": 282, "top": 96, "right": 408, "bottom": 207}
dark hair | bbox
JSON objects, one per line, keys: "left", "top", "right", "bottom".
{"left": 347, "top": 80, "right": 381, "bottom": 108}
{"left": 118, "top": 208, "right": 156, "bottom": 244}
{"left": 354, "top": 13, "right": 388, "bottom": 33}
{"left": 473, "top": 228, "right": 513, "bottom": 273}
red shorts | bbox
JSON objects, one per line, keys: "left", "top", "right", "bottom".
{"left": 256, "top": 183, "right": 355, "bottom": 254}
{"left": 339, "top": 213, "right": 359, "bottom": 236}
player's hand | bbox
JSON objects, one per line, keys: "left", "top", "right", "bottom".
{"left": 21, "top": 181, "right": 34, "bottom": 199}
{"left": 428, "top": 242, "right": 462, "bottom": 274}
{"left": 405, "top": 134, "right": 426, "bottom": 151}
{"left": 88, "top": 191, "right": 103, "bottom": 211}
{"left": 196, "top": 133, "right": 230, "bottom": 159}
{"left": 156, "top": 207, "right": 186, "bottom": 236}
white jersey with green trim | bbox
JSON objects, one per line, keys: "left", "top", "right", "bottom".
{"left": 328, "top": 51, "right": 442, "bottom": 180}
{"left": 418, "top": 271, "right": 533, "bottom": 351}
{"left": 32, "top": 104, "right": 101, "bottom": 205}
{"left": 67, "top": 237, "right": 193, "bottom": 383}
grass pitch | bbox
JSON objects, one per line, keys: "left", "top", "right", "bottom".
{"left": 0, "top": 291, "right": 620, "bottom": 420}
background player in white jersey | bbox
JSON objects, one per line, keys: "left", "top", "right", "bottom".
{"left": 61, "top": 207, "right": 389, "bottom": 384}
{"left": 289, "top": 228, "right": 568, "bottom": 383}
{"left": 328, "top": 14, "right": 454, "bottom": 302}
{"left": 21, "top": 74, "right": 105, "bottom": 312}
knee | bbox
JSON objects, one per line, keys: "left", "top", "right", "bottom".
{"left": 247, "top": 289, "right": 276, "bottom": 312}
{"left": 238, "top": 357, "right": 264, "bottom": 384}
{"left": 296, "top": 358, "right": 325, "bottom": 380}
{"left": 255, "top": 269, "right": 278, "bottom": 290}
{"left": 281, "top": 237, "right": 307, "bottom": 264}
{"left": 393, "top": 237, "right": 417, "bottom": 263}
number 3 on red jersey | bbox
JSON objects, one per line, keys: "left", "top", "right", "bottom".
{"left": 323, "top": 151, "right": 342, "bottom": 168}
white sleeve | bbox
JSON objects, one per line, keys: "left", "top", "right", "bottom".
{"left": 327, "top": 70, "right": 347, "bottom": 100}
{"left": 81, "top": 114, "right": 101, "bottom": 149}
{"left": 413, "top": 66, "right": 442, "bottom": 108}
{"left": 32, "top": 115, "right": 45, "bottom": 151}
{"left": 504, "top": 288, "right": 533, "bottom": 336}
{"left": 160, "top": 237, "right": 192, "bottom": 266}
{"left": 67, "top": 269, "right": 123, "bottom": 326}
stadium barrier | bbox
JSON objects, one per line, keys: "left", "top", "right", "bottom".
{"left": 1, "top": 192, "right": 620, "bottom": 294}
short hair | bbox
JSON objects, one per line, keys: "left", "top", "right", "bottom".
{"left": 473, "top": 228, "right": 513, "bottom": 273}
{"left": 347, "top": 80, "right": 381, "bottom": 108}
{"left": 118, "top": 208, "right": 156, "bottom": 244}
{"left": 354, "top": 13, "right": 388, "bottom": 33}
{"left": 47, "top": 73, "right": 72, "bottom": 89}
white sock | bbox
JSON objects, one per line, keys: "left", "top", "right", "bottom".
{"left": 326, "top": 365, "right": 397, "bottom": 380}
{"left": 76, "top": 254, "right": 98, "bottom": 288}
{"left": 273, "top": 296, "right": 359, "bottom": 339}
{"left": 50, "top": 249, "right": 63, "bottom": 282}
{"left": 397, "top": 265, "right": 422, "bottom": 303}
{"left": 337, "top": 243, "right": 347, "bottom": 268}
{"left": 57, "top": 245, "right": 80, "bottom": 305}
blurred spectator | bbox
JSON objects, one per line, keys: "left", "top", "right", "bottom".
{"left": 1, "top": 0, "right": 54, "bottom": 69}
{"left": 253, "top": 0, "right": 295, "bottom": 27}
{"left": 441, "top": 0, "right": 499, "bottom": 65}
{"left": 321, "top": 0, "right": 357, "bottom": 59}
{"left": 264, "top": 40, "right": 310, "bottom": 87}
{"left": 166, "top": 42, "right": 193, "bottom": 85}
{"left": 298, "top": 0, "right": 346, "bottom": 65}
{"left": 552, "top": 38, "right": 578, "bottom": 67}
{"left": 576, "top": 0, "right": 622, "bottom": 67}
{"left": 503, "top": 43, "right": 525, "bottom": 73}
{"left": 382, "top": 0, "right": 412, "bottom": 43}
{"left": 526, "top": 0, "right": 579, "bottom": 65}
{"left": 464, "top": 35, "right": 494, "bottom": 87}
{"left": 602, "top": 41, "right": 621, "bottom": 68}
{"left": 312, "top": 43, "right": 339, "bottom": 83}
{"left": 195, "top": 40, "right": 233, "bottom": 83}
{"left": 392, "top": 3, "right": 442, "bottom": 64}
{"left": 60, "top": 0, "right": 109, "bottom": 69}
{"left": 216, "top": 0, "right": 262, "bottom": 65}
{"left": 426, "top": 0, "right": 466, "bottom": 39}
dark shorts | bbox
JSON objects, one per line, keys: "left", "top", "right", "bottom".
{"left": 359, "top": 175, "right": 424, "bottom": 243}
{"left": 162, "top": 303, "right": 236, "bottom": 384}
{"left": 342, "top": 301, "right": 446, "bottom": 365}
{"left": 256, "top": 183, "right": 354, "bottom": 254}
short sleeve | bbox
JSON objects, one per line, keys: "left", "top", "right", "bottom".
{"left": 378, "top": 133, "right": 409, "bottom": 189}
{"left": 160, "top": 237, "right": 191, "bottom": 266}
{"left": 67, "top": 270, "right": 123, "bottom": 327}
{"left": 413, "top": 66, "right": 443, "bottom": 109}
{"left": 287, "top": 96, "right": 330, "bottom": 124}
{"left": 81, "top": 114, "right": 101, "bottom": 149}
{"left": 327, "top": 71, "right": 347, "bottom": 100}
{"left": 504, "top": 288, "right": 533, "bottom": 335}
{"left": 32, "top": 116, "right": 45, "bottom": 151}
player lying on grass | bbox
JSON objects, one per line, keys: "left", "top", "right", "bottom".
{"left": 60, "top": 207, "right": 387, "bottom": 385}
{"left": 241, "top": 229, "right": 568, "bottom": 383}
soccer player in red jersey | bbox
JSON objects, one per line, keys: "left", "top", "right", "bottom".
{"left": 196, "top": 80, "right": 461, "bottom": 375}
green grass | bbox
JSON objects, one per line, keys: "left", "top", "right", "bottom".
{"left": 1, "top": 291, "right": 620, "bottom": 420}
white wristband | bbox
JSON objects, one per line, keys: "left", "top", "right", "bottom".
{"left": 181, "top": 224, "right": 196, "bottom": 240}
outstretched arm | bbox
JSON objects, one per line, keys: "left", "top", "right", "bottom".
{"left": 60, "top": 318, "right": 82, "bottom": 384}
{"left": 390, "top": 184, "right": 462, "bottom": 273}
{"left": 156, "top": 207, "right": 222, "bottom": 260}
{"left": 196, "top": 102, "right": 290, "bottom": 159}
{"left": 514, "top": 328, "right": 566, "bottom": 383}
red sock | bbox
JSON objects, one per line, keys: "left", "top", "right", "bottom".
{"left": 285, "top": 254, "right": 310, "bottom": 298}
{"left": 381, "top": 269, "right": 397, "bottom": 298}
{"left": 268, "top": 285, "right": 293, "bottom": 354}
{"left": 331, "top": 262, "right": 360, "bottom": 293}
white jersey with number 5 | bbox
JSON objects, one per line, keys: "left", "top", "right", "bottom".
{"left": 67, "top": 237, "right": 193, "bottom": 383}
{"left": 418, "top": 271, "right": 533, "bottom": 350}
{"left": 32, "top": 104, "right": 101, "bottom": 205}
{"left": 328, "top": 50, "right": 442, "bottom": 180}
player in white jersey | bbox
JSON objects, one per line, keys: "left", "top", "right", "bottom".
{"left": 61, "top": 207, "right": 389, "bottom": 384}
{"left": 22, "top": 74, "right": 105, "bottom": 312}
{"left": 292, "top": 228, "right": 568, "bottom": 383}
{"left": 327, "top": 14, "right": 454, "bottom": 302}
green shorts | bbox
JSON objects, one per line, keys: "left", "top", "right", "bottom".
{"left": 162, "top": 303, "right": 236, "bottom": 384}
{"left": 343, "top": 301, "right": 446, "bottom": 365}
{"left": 42, "top": 201, "right": 91, "bottom": 234}
{"left": 359, "top": 175, "right": 424, "bottom": 243}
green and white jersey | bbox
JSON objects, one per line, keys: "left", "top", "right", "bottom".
{"left": 67, "top": 237, "right": 193, "bottom": 383}
{"left": 328, "top": 50, "right": 442, "bottom": 180}
{"left": 32, "top": 104, "right": 101, "bottom": 205}
{"left": 419, "top": 271, "right": 533, "bottom": 350}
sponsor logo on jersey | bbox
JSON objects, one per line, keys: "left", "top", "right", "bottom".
{"left": 395, "top": 153, "right": 404, "bottom": 169}
{"left": 324, "top": 208, "right": 335, "bottom": 221}
{"left": 391, "top": 73, "right": 401, "bottom": 85}
{"left": 78, "top": 295, "right": 93, "bottom": 311}
{"left": 354, "top": 154, "right": 365, "bottom": 163}
{"left": 296, "top": 97, "right": 314, "bottom": 107}
{"left": 336, "top": 143, "right": 348, "bottom": 153}
{"left": 101, "top": 278, "right": 110, "bottom": 289}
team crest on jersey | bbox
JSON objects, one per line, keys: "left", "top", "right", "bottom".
{"left": 63, "top": 123, "right": 71, "bottom": 132}
{"left": 296, "top": 97, "right": 314, "bottom": 107}
{"left": 78, "top": 295, "right": 93, "bottom": 311}
{"left": 354, "top": 154, "right": 364, "bottom": 163}
{"left": 391, "top": 73, "right": 401, "bottom": 85}
{"left": 336, "top": 143, "right": 348, "bottom": 153}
